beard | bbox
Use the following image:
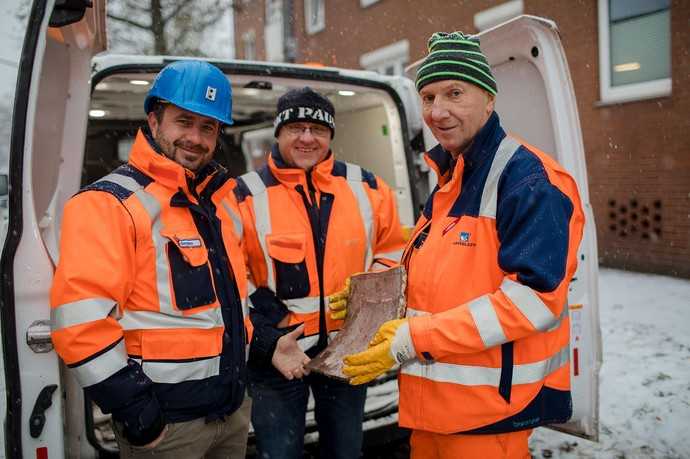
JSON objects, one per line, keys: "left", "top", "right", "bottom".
{"left": 155, "top": 127, "right": 212, "bottom": 172}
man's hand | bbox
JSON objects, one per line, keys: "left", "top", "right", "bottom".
{"left": 342, "top": 318, "right": 413, "bottom": 385}
{"left": 272, "top": 324, "right": 311, "bottom": 380}
{"left": 141, "top": 424, "right": 169, "bottom": 450}
{"left": 328, "top": 277, "right": 351, "bottom": 320}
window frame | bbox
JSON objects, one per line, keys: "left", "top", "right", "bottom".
{"left": 304, "top": 0, "right": 325, "bottom": 35}
{"left": 473, "top": 0, "right": 523, "bottom": 32}
{"left": 242, "top": 29, "right": 256, "bottom": 61}
{"left": 597, "top": 0, "right": 671, "bottom": 104}
{"left": 360, "top": 39, "right": 409, "bottom": 76}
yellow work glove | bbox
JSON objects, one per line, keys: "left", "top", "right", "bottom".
{"left": 328, "top": 274, "right": 360, "bottom": 320}
{"left": 342, "top": 318, "right": 415, "bottom": 385}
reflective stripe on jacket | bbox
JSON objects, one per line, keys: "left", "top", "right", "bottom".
{"left": 400, "top": 112, "right": 584, "bottom": 434}
{"left": 50, "top": 128, "right": 249, "bottom": 432}
{"left": 235, "top": 145, "right": 405, "bottom": 357}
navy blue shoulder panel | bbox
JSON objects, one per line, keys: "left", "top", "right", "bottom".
{"left": 233, "top": 178, "right": 252, "bottom": 203}
{"left": 496, "top": 146, "right": 574, "bottom": 293}
{"left": 115, "top": 164, "right": 154, "bottom": 187}
{"left": 80, "top": 181, "right": 133, "bottom": 201}
{"left": 331, "top": 160, "right": 347, "bottom": 178}
{"left": 234, "top": 166, "right": 279, "bottom": 202}
{"left": 258, "top": 165, "right": 280, "bottom": 188}
{"left": 80, "top": 164, "right": 152, "bottom": 201}
{"left": 361, "top": 168, "right": 378, "bottom": 190}
{"left": 497, "top": 146, "right": 549, "bottom": 200}
{"left": 331, "top": 160, "right": 378, "bottom": 189}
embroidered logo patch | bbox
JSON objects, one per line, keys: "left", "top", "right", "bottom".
{"left": 453, "top": 231, "right": 476, "bottom": 247}
{"left": 178, "top": 238, "right": 202, "bottom": 248}
{"left": 205, "top": 86, "right": 217, "bottom": 101}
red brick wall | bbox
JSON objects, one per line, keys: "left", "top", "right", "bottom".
{"left": 234, "top": 1, "right": 267, "bottom": 60}
{"left": 234, "top": 0, "right": 690, "bottom": 277}
{"left": 532, "top": 0, "right": 690, "bottom": 278}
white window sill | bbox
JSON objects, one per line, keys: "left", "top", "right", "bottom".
{"left": 306, "top": 26, "right": 325, "bottom": 35}
{"left": 597, "top": 78, "right": 671, "bottom": 106}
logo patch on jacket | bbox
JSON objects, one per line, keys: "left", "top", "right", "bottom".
{"left": 178, "top": 238, "right": 202, "bottom": 248}
{"left": 454, "top": 231, "right": 476, "bottom": 247}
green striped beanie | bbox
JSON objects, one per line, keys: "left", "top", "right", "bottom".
{"left": 415, "top": 31, "right": 497, "bottom": 96}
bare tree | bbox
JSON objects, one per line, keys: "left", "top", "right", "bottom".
{"left": 107, "top": 0, "right": 234, "bottom": 56}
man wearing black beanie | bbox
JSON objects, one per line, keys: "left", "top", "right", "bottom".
{"left": 234, "top": 87, "right": 406, "bottom": 459}
{"left": 344, "top": 32, "right": 585, "bottom": 458}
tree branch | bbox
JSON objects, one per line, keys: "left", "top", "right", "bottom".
{"left": 107, "top": 12, "right": 150, "bottom": 30}
{"left": 162, "top": 0, "right": 195, "bottom": 23}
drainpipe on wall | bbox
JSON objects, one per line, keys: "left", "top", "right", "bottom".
{"left": 283, "top": 0, "right": 297, "bottom": 63}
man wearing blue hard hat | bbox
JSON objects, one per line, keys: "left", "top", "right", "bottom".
{"left": 51, "top": 60, "right": 251, "bottom": 458}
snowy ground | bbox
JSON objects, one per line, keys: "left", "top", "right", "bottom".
{"left": 530, "top": 268, "right": 690, "bottom": 459}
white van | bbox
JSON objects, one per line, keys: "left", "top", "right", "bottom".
{"left": 0, "top": 1, "right": 601, "bottom": 457}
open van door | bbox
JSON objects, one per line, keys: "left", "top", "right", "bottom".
{"left": 408, "top": 15, "right": 602, "bottom": 440}
{"left": 0, "top": 0, "right": 106, "bottom": 457}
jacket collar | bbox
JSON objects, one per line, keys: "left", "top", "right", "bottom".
{"left": 128, "top": 127, "right": 222, "bottom": 194}
{"left": 267, "top": 143, "right": 336, "bottom": 191}
{"left": 424, "top": 111, "right": 504, "bottom": 187}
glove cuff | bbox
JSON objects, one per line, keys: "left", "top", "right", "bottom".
{"left": 390, "top": 321, "right": 415, "bottom": 364}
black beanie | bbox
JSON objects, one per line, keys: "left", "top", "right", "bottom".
{"left": 274, "top": 87, "right": 335, "bottom": 138}
{"left": 415, "top": 31, "right": 497, "bottom": 96}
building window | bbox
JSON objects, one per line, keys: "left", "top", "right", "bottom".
{"left": 360, "top": 39, "right": 409, "bottom": 76}
{"left": 305, "top": 0, "right": 325, "bottom": 35}
{"left": 360, "top": 0, "right": 380, "bottom": 7}
{"left": 473, "top": 0, "right": 523, "bottom": 32}
{"left": 265, "top": 0, "right": 284, "bottom": 61}
{"left": 598, "top": 0, "right": 671, "bottom": 104}
{"left": 242, "top": 29, "right": 256, "bottom": 60}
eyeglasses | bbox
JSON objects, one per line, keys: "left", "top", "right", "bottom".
{"left": 284, "top": 124, "right": 331, "bottom": 138}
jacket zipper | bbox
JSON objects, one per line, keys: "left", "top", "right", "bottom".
{"left": 186, "top": 176, "right": 246, "bottom": 413}
{"left": 295, "top": 173, "right": 328, "bottom": 353}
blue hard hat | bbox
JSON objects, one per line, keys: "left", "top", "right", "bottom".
{"left": 144, "top": 60, "right": 233, "bottom": 125}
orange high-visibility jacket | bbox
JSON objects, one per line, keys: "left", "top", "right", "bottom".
{"left": 400, "top": 112, "right": 584, "bottom": 434}
{"left": 50, "top": 129, "right": 249, "bottom": 445}
{"left": 234, "top": 145, "right": 405, "bottom": 361}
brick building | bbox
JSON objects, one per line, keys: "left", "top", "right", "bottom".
{"left": 234, "top": 0, "right": 690, "bottom": 277}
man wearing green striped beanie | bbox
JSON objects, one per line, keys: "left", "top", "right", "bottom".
{"left": 415, "top": 31, "right": 498, "bottom": 158}
{"left": 344, "top": 30, "right": 584, "bottom": 459}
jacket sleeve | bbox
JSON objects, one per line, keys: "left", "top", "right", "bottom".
{"left": 50, "top": 191, "right": 164, "bottom": 446}
{"left": 235, "top": 190, "right": 289, "bottom": 365}
{"left": 409, "top": 165, "right": 584, "bottom": 360}
{"left": 369, "top": 176, "right": 406, "bottom": 269}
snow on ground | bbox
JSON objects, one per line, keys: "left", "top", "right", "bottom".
{"left": 530, "top": 268, "right": 690, "bottom": 459}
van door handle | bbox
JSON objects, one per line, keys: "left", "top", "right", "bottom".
{"left": 26, "top": 320, "right": 53, "bottom": 353}
{"left": 30, "top": 385, "right": 58, "bottom": 438}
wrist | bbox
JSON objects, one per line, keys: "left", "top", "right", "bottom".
{"left": 390, "top": 321, "right": 415, "bottom": 364}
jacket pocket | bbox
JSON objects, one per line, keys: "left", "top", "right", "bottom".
{"left": 140, "top": 328, "right": 223, "bottom": 361}
{"left": 498, "top": 341, "right": 514, "bottom": 403}
{"left": 266, "top": 232, "right": 310, "bottom": 300}
{"left": 163, "top": 229, "right": 217, "bottom": 311}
